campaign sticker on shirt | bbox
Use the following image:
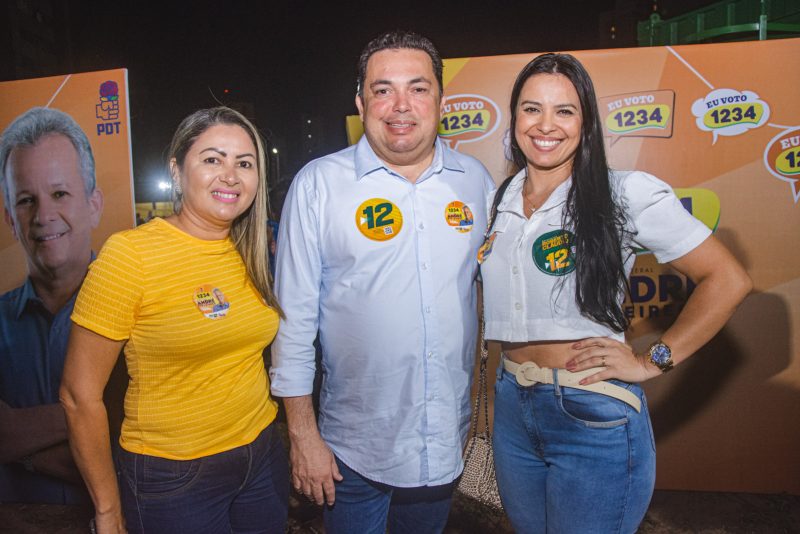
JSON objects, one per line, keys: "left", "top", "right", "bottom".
{"left": 532, "top": 230, "right": 576, "bottom": 276}
{"left": 356, "top": 198, "right": 403, "bottom": 241}
{"left": 193, "top": 284, "right": 231, "bottom": 319}
{"left": 477, "top": 232, "right": 497, "bottom": 264}
{"left": 444, "top": 201, "right": 474, "bottom": 233}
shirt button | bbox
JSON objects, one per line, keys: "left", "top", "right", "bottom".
{"left": 418, "top": 223, "right": 425, "bottom": 230}
{"left": 427, "top": 351, "right": 433, "bottom": 359}
{"left": 425, "top": 306, "right": 431, "bottom": 313}
{"left": 422, "top": 262, "right": 428, "bottom": 270}
{"left": 515, "top": 302, "right": 522, "bottom": 310}
{"left": 512, "top": 266, "right": 519, "bottom": 274}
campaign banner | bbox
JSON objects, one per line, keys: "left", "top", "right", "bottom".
{"left": 347, "top": 38, "right": 799, "bottom": 493}
{"left": 0, "top": 69, "right": 134, "bottom": 293}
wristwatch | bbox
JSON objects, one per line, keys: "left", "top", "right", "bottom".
{"left": 647, "top": 341, "right": 674, "bottom": 373}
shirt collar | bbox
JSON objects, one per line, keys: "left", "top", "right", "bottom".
{"left": 354, "top": 135, "right": 464, "bottom": 182}
{"left": 13, "top": 252, "right": 97, "bottom": 319}
{"left": 13, "top": 277, "right": 40, "bottom": 319}
{"left": 498, "top": 169, "right": 572, "bottom": 217}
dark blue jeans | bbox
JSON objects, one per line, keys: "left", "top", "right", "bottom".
{"left": 323, "top": 457, "right": 455, "bottom": 534}
{"left": 117, "top": 423, "right": 289, "bottom": 534}
{"left": 493, "top": 366, "right": 656, "bottom": 534}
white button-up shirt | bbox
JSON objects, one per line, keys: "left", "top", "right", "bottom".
{"left": 482, "top": 169, "right": 712, "bottom": 343}
{"left": 270, "top": 136, "right": 494, "bottom": 487}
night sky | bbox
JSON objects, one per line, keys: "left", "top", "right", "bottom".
{"left": 53, "top": 1, "right": 716, "bottom": 203}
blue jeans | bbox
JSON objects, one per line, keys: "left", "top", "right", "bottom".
{"left": 493, "top": 366, "right": 655, "bottom": 534}
{"left": 323, "top": 457, "right": 455, "bottom": 534}
{"left": 117, "top": 423, "right": 289, "bottom": 534}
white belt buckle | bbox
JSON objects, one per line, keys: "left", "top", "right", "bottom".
{"left": 515, "top": 361, "right": 543, "bottom": 387}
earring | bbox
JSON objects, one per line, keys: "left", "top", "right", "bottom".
{"left": 174, "top": 182, "right": 182, "bottom": 196}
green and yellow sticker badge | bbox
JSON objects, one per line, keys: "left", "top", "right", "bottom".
{"left": 356, "top": 198, "right": 403, "bottom": 241}
{"left": 532, "top": 230, "right": 576, "bottom": 276}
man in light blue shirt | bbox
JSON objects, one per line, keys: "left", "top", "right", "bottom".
{"left": 0, "top": 107, "right": 103, "bottom": 503}
{"left": 271, "top": 30, "right": 494, "bottom": 532}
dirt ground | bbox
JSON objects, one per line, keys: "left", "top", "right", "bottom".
{"left": 3, "top": 425, "right": 798, "bottom": 533}
{"left": 2, "top": 489, "right": 798, "bottom": 533}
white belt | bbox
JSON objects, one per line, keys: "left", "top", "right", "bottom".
{"left": 502, "top": 358, "right": 641, "bottom": 413}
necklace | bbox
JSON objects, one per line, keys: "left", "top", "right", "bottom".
{"left": 522, "top": 176, "right": 561, "bottom": 217}
{"left": 522, "top": 180, "right": 539, "bottom": 217}
{"left": 523, "top": 194, "right": 536, "bottom": 217}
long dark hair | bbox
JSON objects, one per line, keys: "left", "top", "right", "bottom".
{"left": 509, "top": 53, "right": 629, "bottom": 332}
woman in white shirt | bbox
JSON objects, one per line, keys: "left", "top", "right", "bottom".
{"left": 480, "top": 53, "right": 751, "bottom": 533}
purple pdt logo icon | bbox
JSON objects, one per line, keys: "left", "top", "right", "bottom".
{"left": 95, "top": 80, "right": 121, "bottom": 136}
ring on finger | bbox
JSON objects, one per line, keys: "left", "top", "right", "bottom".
{"left": 601, "top": 356, "right": 607, "bottom": 366}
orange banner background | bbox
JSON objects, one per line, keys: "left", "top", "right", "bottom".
{"left": 437, "top": 39, "right": 799, "bottom": 494}
{"left": 1, "top": 69, "right": 134, "bottom": 293}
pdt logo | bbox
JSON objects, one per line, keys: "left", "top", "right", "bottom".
{"left": 95, "top": 80, "right": 121, "bottom": 136}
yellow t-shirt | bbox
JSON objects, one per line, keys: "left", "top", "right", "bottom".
{"left": 72, "top": 218, "right": 279, "bottom": 460}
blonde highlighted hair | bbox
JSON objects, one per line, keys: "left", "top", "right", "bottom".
{"left": 167, "top": 106, "right": 283, "bottom": 317}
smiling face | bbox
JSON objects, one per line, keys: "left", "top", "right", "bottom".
{"left": 4, "top": 134, "right": 102, "bottom": 281}
{"left": 514, "top": 73, "right": 583, "bottom": 181}
{"left": 171, "top": 123, "right": 258, "bottom": 239}
{"left": 356, "top": 48, "right": 445, "bottom": 176}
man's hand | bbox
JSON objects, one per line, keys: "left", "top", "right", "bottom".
{"left": 0, "top": 399, "right": 70, "bottom": 463}
{"left": 283, "top": 395, "right": 343, "bottom": 506}
{"left": 289, "top": 432, "right": 342, "bottom": 505}
{"left": 31, "top": 441, "right": 83, "bottom": 484}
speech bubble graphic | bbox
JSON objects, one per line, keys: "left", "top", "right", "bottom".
{"left": 691, "top": 88, "right": 770, "bottom": 145}
{"left": 673, "top": 187, "right": 720, "bottom": 231}
{"left": 438, "top": 94, "right": 501, "bottom": 150}
{"left": 601, "top": 90, "right": 675, "bottom": 146}
{"left": 633, "top": 187, "right": 720, "bottom": 254}
{"left": 764, "top": 126, "right": 800, "bottom": 203}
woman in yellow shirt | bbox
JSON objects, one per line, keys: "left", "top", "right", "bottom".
{"left": 60, "top": 107, "right": 288, "bottom": 534}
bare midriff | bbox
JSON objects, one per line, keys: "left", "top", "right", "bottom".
{"left": 501, "top": 340, "right": 583, "bottom": 369}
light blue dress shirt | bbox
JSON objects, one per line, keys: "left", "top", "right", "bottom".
{"left": 0, "top": 278, "right": 90, "bottom": 504}
{"left": 271, "top": 136, "right": 494, "bottom": 487}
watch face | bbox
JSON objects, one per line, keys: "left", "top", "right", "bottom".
{"left": 651, "top": 343, "right": 672, "bottom": 365}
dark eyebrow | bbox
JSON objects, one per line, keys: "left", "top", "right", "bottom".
{"left": 520, "top": 99, "right": 578, "bottom": 111}
{"left": 199, "top": 147, "right": 255, "bottom": 159}
{"left": 369, "top": 76, "right": 433, "bottom": 89}
{"left": 200, "top": 147, "right": 227, "bottom": 157}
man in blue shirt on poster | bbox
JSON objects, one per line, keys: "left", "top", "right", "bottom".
{"left": 271, "top": 31, "right": 495, "bottom": 533}
{"left": 0, "top": 107, "right": 103, "bottom": 504}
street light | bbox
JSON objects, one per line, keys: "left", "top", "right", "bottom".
{"left": 156, "top": 180, "right": 172, "bottom": 217}
{"left": 269, "top": 146, "right": 280, "bottom": 187}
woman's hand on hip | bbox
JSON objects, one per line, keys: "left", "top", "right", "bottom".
{"left": 566, "top": 337, "right": 660, "bottom": 384}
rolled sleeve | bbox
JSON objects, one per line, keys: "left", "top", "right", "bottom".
{"left": 621, "top": 171, "right": 712, "bottom": 263}
{"left": 269, "top": 172, "right": 322, "bottom": 397}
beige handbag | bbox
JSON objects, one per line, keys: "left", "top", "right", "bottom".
{"left": 457, "top": 318, "right": 503, "bottom": 511}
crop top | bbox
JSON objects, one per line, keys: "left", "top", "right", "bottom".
{"left": 481, "top": 169, "right": 712, "bottom": 343}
